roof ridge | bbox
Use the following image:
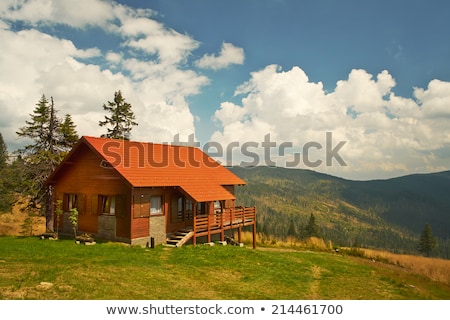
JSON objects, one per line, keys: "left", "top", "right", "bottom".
{"left": 82, "top": 135, "right": 201, "bottom": 149}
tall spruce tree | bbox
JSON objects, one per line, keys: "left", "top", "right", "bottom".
{"left": 99, "top": 90, "right": 138, "bottom": 140}
{"left": 16, "top": 95, "right": 78, "bottom": 231}
{"left": 0, "top": 132, "right": 12, "bottom": 212}
{"left": 418, "top": 223, "right": 437, "bottom": 257}
{"left": 0, "top": 132, "right": 7, "bottom": 169}
{"left": 304, "top": 213, "right": 320, "bottom": 238}
{"left": 0, "top": 156, "right": 27, "bottom": 213}
{"left": 61, "top": 114, "right": 79, "bottom": 148}
{"left": 287, "top": 219, "right": 297, "bottom": 238}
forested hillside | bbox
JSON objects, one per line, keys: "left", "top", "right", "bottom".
{"left": 230, "top": 166, "right": 450, "bottom": 258}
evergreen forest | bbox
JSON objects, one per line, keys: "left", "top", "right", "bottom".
{"left": 230, "top": 166, "right": 450, "bottom": 258}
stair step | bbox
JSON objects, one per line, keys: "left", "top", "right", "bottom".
{"left": 165, "top": 229, "right": 194, "bottom": 247}
{"left": 168, "top": 234, "right": 185, "bottom": 238}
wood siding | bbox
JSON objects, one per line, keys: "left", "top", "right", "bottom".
{"left": 52, "top": 143, "right": 131, "bottom": 239}
{"left": 223, "top": 185, "right": 236, "bottom": 209}
{"left": 131, "top": 187, "right": 171, "bottom": 239}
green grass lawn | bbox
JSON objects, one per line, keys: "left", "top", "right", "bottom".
{"left": 0, "top": 236, "right": 449, "bottom": 300}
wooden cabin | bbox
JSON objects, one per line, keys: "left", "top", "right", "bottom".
{"left": 46, "top": 136, "right": 256, "bottom": 248}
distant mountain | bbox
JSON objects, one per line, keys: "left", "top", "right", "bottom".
{"left": 229, "top": 166, "right": 450, "bottom": 257}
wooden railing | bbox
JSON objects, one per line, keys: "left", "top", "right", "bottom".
{"left": 192, "top": 206, "right": 256, "bottom": 246}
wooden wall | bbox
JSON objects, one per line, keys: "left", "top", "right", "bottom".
{"left": 131, "top": 187, "right": 171, "bottom": 239}
{"left": 223, "top": 185, "right": 236, "bottom": 208}
{"left": 52, "top": 143, "right": 131, "bottom": 239}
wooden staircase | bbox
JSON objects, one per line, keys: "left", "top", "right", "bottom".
{"left": 165, "top": 229, "right": 194, "bottom": 247}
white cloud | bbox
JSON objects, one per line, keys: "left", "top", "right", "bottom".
{"left": 414, "top": 79, "right": 450, "bottom": 118}
{"left": 196, "top": 42, "right": 245, "bottom": 70}
{"left": 213, "top": 102, "right": 247, "bottom": 127}
{"left": 106, "top": 51, "right": 123, "bottom": 64}
{"left": 212, "top": 65, "right": 450, "bottom": 180}
{"left": 74, "top": 47, "right": 102, "bottom": 59}
{"left": 0, "top": 27, "right": 129, "bottom": 149}
{"left": 0, "top": 0, "right": 209, "bottom": 151}
{"left": 121, "top": 17, "right": 199, "bottom": 66}
{"left": 332, "top": 69, "right": 395, "bottom": 114}
{"left": 1, "top": 0, "right": 116, "bottom": 29}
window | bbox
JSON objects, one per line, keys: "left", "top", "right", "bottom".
{"left": 150, "top": 196, "right": 163, "bottom": 215}
{"left": 177, "top": 196, "right": 183, "bottom": 221}
{"left": 214, "top": 200, "right": 223, "bottom": 213}
{"left": 170, "top": 195, "right": 195, "bottom": 222}
{"left": 197, "top": 202, "right": 207, "bottom": 215}
{"left": 185, "top": 198, "right": 193, "bottom": 220}
{"left": 100, "top": 195, "right": 116, "bottom": 215}
{"left": 133, "top": 194, "right": 163, "bottom": 218}
{"left": 63, "top": 194, "right": 78, "bottom": 211}
{"left": 91, "top": 194, "right": 121, "bottom": 216}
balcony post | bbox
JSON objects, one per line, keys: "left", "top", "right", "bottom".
{"left": 220, "top": 209, "right": 224, "bottom": 241}
{"left": 193, "top": 212, "right": 197, "bottom": 246}
{"left": 252, "top": 206, "right": 257, "bottom": 249}
{"left": 207, "top": 211, "right": 211, "bottom": 243}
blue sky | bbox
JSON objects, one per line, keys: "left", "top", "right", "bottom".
{"left": 1, "top": 0, "right": 450, "bottom": 180}
{"left": 148, "top": 0, "right": 450, "bottom": 132}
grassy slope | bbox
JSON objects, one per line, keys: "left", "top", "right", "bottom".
{"left": 0, "top": 236, "right": 449, "bottom": 300}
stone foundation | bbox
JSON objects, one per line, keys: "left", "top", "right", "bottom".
{"left": 149, "top": 215, "right": 166, "bottom": 246}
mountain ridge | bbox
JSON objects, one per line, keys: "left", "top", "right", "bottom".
{"left": 229, "top": 166, "right": 450, "bottom": 257}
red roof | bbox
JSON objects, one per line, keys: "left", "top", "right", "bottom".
{"left": 56, "top": 136, "right": 246, "bottom": 202}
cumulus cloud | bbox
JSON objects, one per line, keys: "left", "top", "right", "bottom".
{"left": 211, "top": 65, "right": 450, "bottom": 180}
{"left": 120, "top": 17, "right": 200, "bottom": 66}
{"left": 106, "top": 51, "right": 123, "bottom": 65}
{"left": 196, "top": 42, "right": 245, "bottom": 70}
{"left": 1, "top": 0, "right": 117, "bottom": 29}
{"left": 0, "top": 0, "right": 209, "bottom": 150}
{"left": 213, "top": 102, "right": 247, "bottom": 127}
{"left": 414, "top": 79, "right": 450, "bottom": 118}
{"left": 0, "top": 27, "right": 130, "bottom": 149}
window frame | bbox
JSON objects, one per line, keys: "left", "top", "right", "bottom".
{"left": 185, "top": 198, "right": 193, "bottom": 221}
{"left": 177, "top": 196, "right": 183, "bottom": 221}
{"left": 63, "top": 193, "right": 78, "bottom": 212}
{"left": 196, "top": 202, "right": 208, "bottom": 216}
{"left": 99, "top": 195, "right": 116, "bottom": 216}
{"left": 214, "top": 200, "right": 223, "bottom": 214}
{"left": 150, "top": 195, "right": 164, "bottom": 216}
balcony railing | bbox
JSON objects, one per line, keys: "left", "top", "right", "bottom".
{"left": 192, "top": 206, "right": 256, "bottom": 247}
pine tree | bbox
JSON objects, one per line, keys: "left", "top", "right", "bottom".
{"left": 287, "top": 219, "right": 297, "bottom": 238}
{"left": 0, "top": 157, "right": 27, "bottom": 211}
{"left": 0, "top": 132, "right": 13, "bottom": 212}
{"left": 99, "top": 90, "right": 138, "bottom": 140}
{"left": 304, "top": 213, "right": 320, "bottom": 238}
{"left": 60, "top": 114, "right": 79, "bottom": 149}
{"left": 17, "top": 95, "right": 52, "bottom": 155}
{"left": 0, "top": 132, "right": 7, "bottom": 169}
{"left": 418, "top": 223, "right": 437, "bottom": 257}
{"left": 16, "top": 95, "right": 78, "bottom": 231}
